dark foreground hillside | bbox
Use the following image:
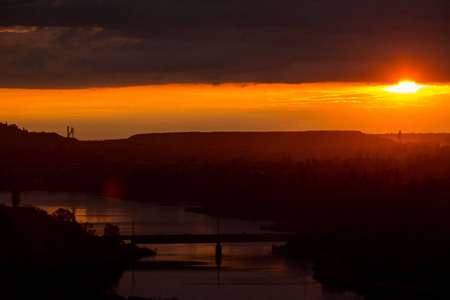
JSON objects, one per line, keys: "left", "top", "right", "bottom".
{"left": 0, "top": 204, "right": 155, "bottom": 300}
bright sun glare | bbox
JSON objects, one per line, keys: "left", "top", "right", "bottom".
{"left": 383, "top": 81, "right": 427, "bottom": 94}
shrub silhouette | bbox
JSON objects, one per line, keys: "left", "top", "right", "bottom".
{"left": 104, "top": 223, "right": 120, "bottom": 237}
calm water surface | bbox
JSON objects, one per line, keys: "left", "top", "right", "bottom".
{"left": 0, "top": 191, "right": 268, "bottom": 235}
{"left": 0, "top": 191, "right": 361, "bottom": 300}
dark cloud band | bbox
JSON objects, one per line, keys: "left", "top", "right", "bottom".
{"left": 1, "top": 0, "right": 449, "bottom": 88}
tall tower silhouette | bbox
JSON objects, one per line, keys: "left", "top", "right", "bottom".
{"left": 67, "top": 126, "right": 75, "bottom": 138}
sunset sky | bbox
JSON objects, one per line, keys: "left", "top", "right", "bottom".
{"left": 1, "top": 0, "right": 449, "bottom": 139}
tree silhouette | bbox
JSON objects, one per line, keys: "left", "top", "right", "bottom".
{"left": 103, "top": 223, "right": 120, "bottom": 237}
{"left": 11, "top": 190, "right": 21, "bottom": 208}
{"left": 51, "top": 208, "right": 76, "bottom": 222}
{"left": 82, "top": 222, "right": 96, "bottom": 236}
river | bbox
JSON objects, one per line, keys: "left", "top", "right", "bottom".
{"left": 0, "top": 191, "right": 361, "bottom": 300}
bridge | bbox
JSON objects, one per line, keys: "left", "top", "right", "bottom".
{"left": 121, "top": 233, "right": 296, "bottom": 244}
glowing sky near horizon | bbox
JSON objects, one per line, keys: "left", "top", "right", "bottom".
{"left": 2, "top": 1, "right": 448, "bottom": 140}
{"left": 1, "top": 82, "right": 449, "bottom": 140}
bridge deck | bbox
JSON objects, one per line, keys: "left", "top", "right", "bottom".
{"left": 121, "top": 233, "right": 296, "bottom": 244}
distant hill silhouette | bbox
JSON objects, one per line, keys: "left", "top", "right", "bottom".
{"left": 0, "top": 125, "right": 400, "bottom": 162}
{"left": 0, "top": 122, "right": 69, "bottom": 149}
{"left": 5, "top": 123, "right": 450, "bottom": 157}
{"left": 127, "top": 131, "right": 398, "bottom": 161}
{"left": 377, "top": 133, "right": 450, "bottom": 145}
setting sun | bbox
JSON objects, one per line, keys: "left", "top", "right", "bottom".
{"left": 383, "top": 81, "right": 427, "bottom": 93}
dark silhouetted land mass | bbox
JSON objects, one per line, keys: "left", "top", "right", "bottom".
{"left": 0, "top": 203, "right": 155, "bottom": 300}
{"left": 0, "top": 122, "right": 67, "bottom": 149}
{"left": 4, "top": 122, "right": 450, "bottom": 298}
{"left": 272, "top": 232, "right": 450, "bottom": 299}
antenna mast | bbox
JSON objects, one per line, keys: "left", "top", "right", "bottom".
{"left": 67, "top": 126, "right": 75, "bottom": 138}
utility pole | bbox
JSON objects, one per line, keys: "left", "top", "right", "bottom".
{"left": 215, "top": 217, "right": 222, "bottom": 260}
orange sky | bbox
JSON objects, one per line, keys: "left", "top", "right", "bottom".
{"left": 1, "top": 82, "right": 450, "bottom": 140}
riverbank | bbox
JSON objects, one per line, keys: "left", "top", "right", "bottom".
{"left": 272, "top": 232, "right": 450, "bottom": 299}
